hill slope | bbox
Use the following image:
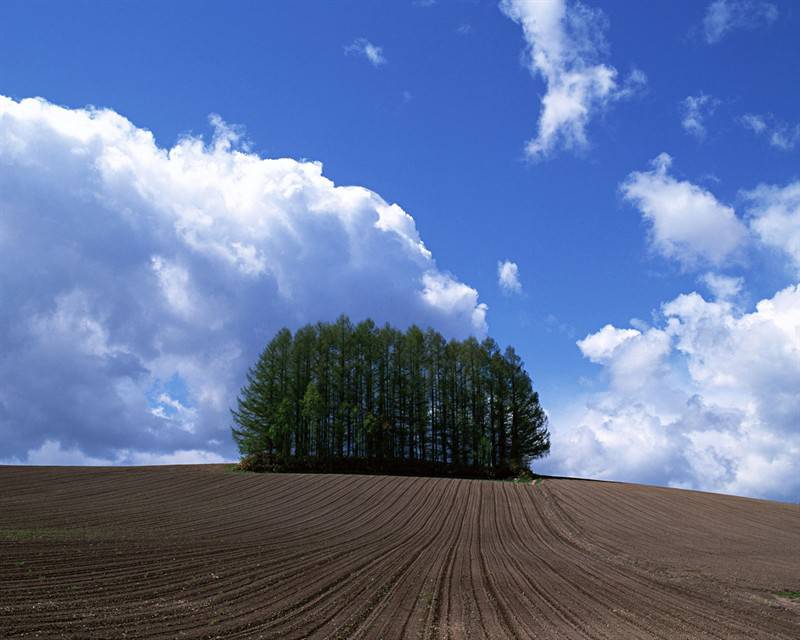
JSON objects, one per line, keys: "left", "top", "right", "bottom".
{"left": 1, "top": 465, "right": 798, "bottom": 639}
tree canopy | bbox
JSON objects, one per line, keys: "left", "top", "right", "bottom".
{"left": 232, "top": 316, "right": 549, "bottom": 475}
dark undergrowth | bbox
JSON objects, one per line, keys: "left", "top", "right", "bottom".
{"left": 235, "top": 452, "right": 537, "bottom": 481}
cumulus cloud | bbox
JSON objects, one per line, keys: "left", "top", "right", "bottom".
{"left": 0, "top": 95, "right": 487, "bottom": 465}
{"left": 701, "top": 272, "right": 744, "bottom": 300}
{"left": 0, "top": 440, "right": 228, "bottom": 466}
{"left": 497, "top": 260, "right": 523, "bottom": 294}
{"left": 546, "top": 285, "right": 800, "bottom": 501}
{"left": 499, "top": 0, "right": 645, "bottom": 159}
{"left": 702, "top": 0, "right": 778, "bottom": 44}
{"left": 744, "top": 180, "right": 800, "bottom": 272}
{"left": 680, "top": 93, "right": 719, "bottom": 140}
{"left": 577, "top": 324, "right": 641, "bottom": 363}
{"left": 0, "top": 441, "right": 115, "bottom": 467}
{"left": 344, "top": 38, "right": 387, "bottom": 67}
{"left": 421, "top": 273, "right": 488, "bottom": 334}
{"left": 621, "top": 153, "right": 747, "bottom": 268}
{"left": 546, "top": 169, "right": 800, "bottom": 500}
{"left": 740, "top": 113, "right": 800, "bottom": 150}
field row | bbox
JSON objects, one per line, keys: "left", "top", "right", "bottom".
{"left": 1, "top": 465, "right": 798, "bottom": 638}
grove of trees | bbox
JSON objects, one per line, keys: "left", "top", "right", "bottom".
{"left": 232, "top": 316, "right": 550, "bottom": 476}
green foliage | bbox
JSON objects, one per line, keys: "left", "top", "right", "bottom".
{"left": 513, "top": 467, "right": 536, "bottom": 483}
{"left": 231, "top": 315, "right": 550, "bottom": 474}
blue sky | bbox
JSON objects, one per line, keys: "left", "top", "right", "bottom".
{"left": 1, "top": 1, "right": 798, "bottom": 500}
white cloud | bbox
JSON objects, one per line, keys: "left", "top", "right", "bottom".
{"left": 680, "top": 93, "right": 718, "bottom": 140}
{"left": 621, "top": 153, "right": 747, "bottom": 268}
{"left": 740, "top": 113, "right": 800, "bottom": 150}
{"left": 544, "top": 284, "right": 800, "bottom": 502}
{"left": 497, "top": 260, "right": 523, "bottom": 294}
{"left": 499, "top": 0, "right": 645, "bottom": 159}
{"left": 580, "top": 325, "right": 672, "bottom": 393}
{"left": 0, "top": 95, "right": 487, "bottom": 465}
{"left": 769, "top": 128, "right": 800, "bottom": 151}
{"left": 0, "top": 440, "right": 114, "bottom": 466}
{"left": 576, "top": 324, "right": 640, "bottom": 363}
{"left": 745, "top": 180, "right": 800, "bottom": 272}
{"left": 421, "top": 273, "right": 488, "bottom": 333}
{"left": 741, "top": 113, "right": 767, "bottom": 134}
{"left": 120, "top": 449, "right": 229, "bottom": 465}
{"left": 344, "top": 38, "right": 387, "bottom": 67}
{"left": 701, "top": 272, "right": 744, "bottom": 300}
{"left": 702, "top": 0, "right": 778, "bottom": 44}
{"left": 0, "top": 440, "right": 228, "bottom": 466}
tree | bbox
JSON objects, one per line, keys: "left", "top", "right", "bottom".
{"left": 301, "top": 381, "right": 324, "bottom": 456}
{"left": 232, "top": 316, "right": 550, "bottom": 475}
{"left": 231, "top": 344, "right": 274, "bottom": 455}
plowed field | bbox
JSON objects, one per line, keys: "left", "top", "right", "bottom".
{"left": 1, "top": 465, "right": 798, "bottom": 639}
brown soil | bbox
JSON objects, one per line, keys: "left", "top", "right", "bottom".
{"left": 1, "top": 465, "right": 798, "bottom": 639}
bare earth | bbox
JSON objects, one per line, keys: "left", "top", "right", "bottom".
{"left": 1, "top": 465, "right": 798, "bottom": 639}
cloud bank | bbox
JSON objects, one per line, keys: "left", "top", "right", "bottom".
{"left": 499, "top": 0, "right": 645, "bottom": 159}
{"left": 548, "top": 284, "right": 800, "bottom": 502}
{"left": 0, "top": 95, "right": 487, "bottom": 465}
{"left": 540, "top": 157, "right": 800, "bottom": 502}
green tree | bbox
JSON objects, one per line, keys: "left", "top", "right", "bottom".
{"left": 232, "top": 316, "right": 550, "bottom": 474}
